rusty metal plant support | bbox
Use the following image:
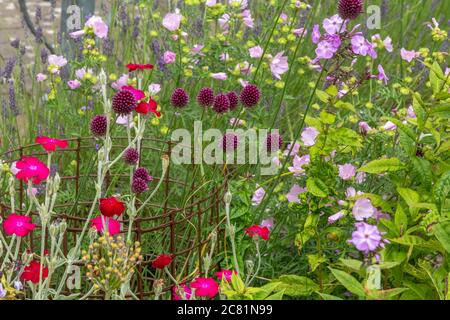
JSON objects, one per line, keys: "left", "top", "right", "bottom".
{"left": 0, "top": 136, "right": 225, "bottom": 299}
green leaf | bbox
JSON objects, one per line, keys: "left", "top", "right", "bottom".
{"left": 275, "top": 275, "right": 319, "bottom": 297}
{"left": 316, "top": 292, "right": 343, "bottom": 300}
{"left": 412, "top": 95, "right": 427, "bottom": 130}
{"left": 320, "top": 111, "right": 336, "bottom": 124}
{"left": 433, "top": 170, "right": 450, "bottom": 212}
{"left": 394, "top": 204, "right": 408, "bottom": 233}
{"left": 265, "top": 290, "right": 285, "bottom": 300}
{"left": 411, "top": 157, "right": 433, "bottom": 190}
{"left": 325, "top": 85, "right": 338, "bottom": 97}
{"left": 330, "top": 127, "right": 362, "bottom": 148}
{"left": 329, "top": 268, "right": 365, "bottom": 298}
{"left": 430, "top": 104, "right": 450, "bottom": 119}
{"left": 316, "top": 90, "right": 330, "bottom": 103}
{"left": 358, "top": 158, "right": 405, "bottom": 174}
{"left": 397, "top": 187, "right": 420, "bottom": 207}
{"left": 307, "top": 254, "right": 326, "bottom": 272}
{"left": 335, "top": 101, "right": 356, "bottom": 112}
{"left": 306, "top": 177, "right": 329, "bottom": 198}
{"left": 339, "top": 258, "right": 363, "bottom": 271}
{"left": 433, "top": 222, "right": 450, "bottom": 254}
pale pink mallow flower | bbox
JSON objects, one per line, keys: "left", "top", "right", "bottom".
{"left": 407, "top": 105, "right": 416, "bottom": 118}
{"left": 358, "top": 121, "right": 372, "bottom": 135}
{"left": 48, "top": 54, "right": 67, "bottom": 70}
{"left": 251, "top": 186, "right": 265, "bottom": 206}
{"left": 85, "top": 15, "right": 108, "bottom": 39}
{"left": 36, "top": 73, "right": 47, "bottom": 82}
{"left": 162, "top": 12, "right": 182, "bottom": 31}
{"left": 229, "top": 118, "right": 245, "bottom": 126}
{"left": 219, "top": 14, "right": 231, "bottom": 31}
{"left": 377, "top": 64, "right": 389, "bottom": 84}
{"left": 322, "top": 15, "right": 346, "bottom": 35}
{"left": 301, "top": 127, "right": 319, "bottom": 147}
{"left": 383, "top": 121, "right": 397, "bottom": 131}
{"left": 163, "top": 51, "right": 177, "bottom": 64}
{"left": 111, "top": 74, "right": 129, "bottom": 90}
{"left": 241, "top": 10, "right": 254, "bottom": 28}
{"left": 206, "top": 0, "right": 217, "bottom": 6}
{"left": 75, "top": 67, "right": 93, "bottom": 80}
{"left": 116, "top": 114, "right": 134, "bottom": 128}
{"left": 69, "top": 29, "right": 86, "bottom": 39}
{"left": 219, "top": 53, "right": 230, "bottom": 61}
{"left": 149, "top": 83, "right": 161, "bottom": 95}
{"left": 288, "top": 155, "right": 310, "bottom": 176}
{"left": 286, "top": 184, "right": 307, "bottom": 203}
{"left": 345, "top": 187, "right": 363, "bottom": 198}
{"left": 261, "top": 218, "right": 274, "bottom": 230}
{"left": 211, "top": 72, "right": 227, "bottom": 80}
{"left": 270, "top": 52, "right": 289, "bottom": 80}
{"left": 249, "top": 45, "right": 263, "bottom": 58}
{"left": 338, "top": 164, "right": 357, "bottom": 180}
{"left": 293, "top": 28, "right": 307, "bottom": 37}
{"left": 328, "top": 210, "right": 345, "bottom": 224}
{"left": 284, "top": 142, "right": 301, "bottom": 157}
{"left": 400, "top": 48, "right": 420, "bottom": 62}
{"left": 191, "top": 44, "right": 205, "bottom": 55}
{"left": 352, "top": 198, "right": 376, "bottom": 221}
{"left": 68, "top": 80, "right": 81, "bottom": 90}
{"left": 355, "top": 172, "right": 367, "bottom": 184}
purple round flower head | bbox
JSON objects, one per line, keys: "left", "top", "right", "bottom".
{"left": 112, "top": 90, "right": 137, "bottom": 115}
{"left": 132, "top": 177, "right": 149, "bottom": 194}
{"left": 90, "top": 115, "right": 108, "bottom": 137}
{"left": 266, "top": 133, "right": 283, "bottom": 152}
{"left": 123, "top": 148, "right": 139, "bottom": 165}
{"left": 240, "top": 84, "right": 260, "bottom": 108}
{"left": 222, "top": 133, "right": 239, "bottom": 151}
{"left": 338, "top": 0, "right": 364, "bottom": 20}
{"left": 197, "top": 87, "right": 214, "bottom": 107}
{"left": 213, "top": 94, "right": 230, "bottom": 114}
{"left": 133, "top": 167, "right": 152, "bottom": 183}
{"left": 226, "top": 91, "right": 239, "bottom": 110}
{"left": 171, "top": 88, "right": 189, "bottom": 108}
{"left": 348, "top": 222, "right": 386, "bottom": 254}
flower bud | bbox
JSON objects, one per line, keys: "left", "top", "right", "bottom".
{"left": 161, "top": 154, "right": 170, "bottom": 171}
{"left": 224, "top": 191, "right": 232, "bottom": 204}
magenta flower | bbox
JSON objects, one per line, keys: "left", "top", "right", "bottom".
{"left": 286, "top": 184, "right": 307, "bottom": 203}
{"left": 85, "top": 15, "right": 108, "bottom": 39}
{"left": 162, "top": 12, "right": 182, "bottom": 31}
{"left": 163, "top": 51, "right": 176, "bottom": 64}
{"left": 270, "top": 51, "right": 289, "bottom": 80}
{"left": 122, "top": 86, "right": 145, "bottom": 101}
{"left": 323, "top": 15, "right": 346, "bottom": 34}
{"left": 251, "top": 186, "right": 265, "bottom": 206}
{"left": 3, "top": 213, "right": 36, "bottom": 237}
{"left": 288, "top": 155, "right": 310, "bottom": 176}
{"left": 35, "top": 136, "right": 68, "bottom": 152}
{"left": 348, "top": 222, "right": 387, "bottom": 254}
{"left": 338, "top": 164, "right": 357, "bottom": 180}
{"left": 215, "top": 269, "right": 237, "bottom": 282}
{"left": 14, "top": 157, "right": 50, "bottom": 184}
{"left": 301, "top": 127, "right": 319, "bottom": 146}
{"left": 68, "top": 79, "right": 81, "bottom": 90}
{"left": 352, "top": 198, "right": 376, "bottom": 221}
{"left": 173, "top": 284, "right": 192, "bottom": 300}
{"left": 249, "top": 45, "right": 263, "bottom": 58}
{"left": 190, "top": 277, "right": 219, "bottom": 299}
{"left": 328, "top": 210, "right": 345, "bottom": 224}
{"left": 91, "top": 216, "right": 121, "bottom": 235}
{"left": 400, "top": 48, "right": 419, "bottom": 62}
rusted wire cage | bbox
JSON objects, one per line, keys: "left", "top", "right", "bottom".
{"left": 0, "top": 136, "right": 225, "bottom": 299}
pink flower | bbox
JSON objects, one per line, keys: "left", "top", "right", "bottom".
{"left": 288, "top": 155, "right": 310, "bottom": 176}
{"left": 219, "top": 53, "right": 230, "bottom": 61}
{"left": 260, "top": 218, "right": 274, "bottom": 230}
{"left": 323, "top": 15, "right": 346, "bottom": 34}
{"left": 358, "top": 121, "right": 372, "bottom": 135}
{"left": 251, "top": 186, "right": 265, "bottom": 206}
{"left": 312, "top": 24, "right": 321, "bottom": 44}
{"left": 407, "top": 105, "right": 416, "bottom": 118}
{"left": 148, "top": 83, "right": 161, "bottom": 95}
{"left": 163, "top": 12, "right": 182, "bottom": 31}
{"left": 85, "top": 15, "right": 108, "bottom": 39}
{"left": 3, "top": 213, "right": 36, "bottom": 237}
{"left": 173, "top": 284, "right": 192, "bottom": 300}
{"left": 284, "top": 142, "right": 300, "bottom": 156}
{"left": 293, "top": 28, "right": 307, "bottom": 37}
{"left": 91, "top": 216, "right": 121, "bottom": 235}
{"left": 383, "top": 121, "right": 397, "bottom": 131}
{"left": 249, "top": 45, "right": 263, "bottom": 58}
{"left": 14, "top": 157, "right": 50, "bottom": 184}
{"left": 191, "top": 44, "right": 205, "bottom": 55}
{"left": 352, "top": 198, "right": 376, "bottom": 221}
{"left": 211, "top": 72, "right": 227, "bottom": 80}
{"left": 219, "top": 14, "right": 230, "bottom": 30}
{"left": 111, "top": 74, "right": 129, "bottom": 90}
{"left": 371, "top": 34, "right": 393, "bottom": 52}
{"left": 69, "top": 29, "right": 86, "bottom": 39}
{"left": 36, "top": 73, "right": 47, "bottom": 82}
{"left": 48, "top": 55, "right": 67, "bottom": 70}
{"left": 377, "top": 64, "right": 389, "bottom": 84}
{"left": 205, "top": 0, "right": 217, "bottom": 6}
{"left": 301, "top": 127, "right": 319, "bottom": 146}
{"left": 245, "top": 225, "right": 270, "bottom": 240}
{"left": 328, "top": 210, "right": 345, "bottom": 224}
{"left": 348, "top": 222, "right": 386, "bottom": 253}
{"left": 163, "top": 51, "right": 177, "bottom": 64}
{"left": 286, "top": 184, "right": 307, "bottom": 203}
{"left": 338, "top": 164, "right": 356, "bottom": 180}
{"left": 116, "top": 114, "right": 133, "bottom": 128}
{"left": 351, "top": 34, "right": 372, "bottom": 56}
{"left": 215, "top": 269, "right": 237, "bottom": 282}
{"left": 356, "top": 172, "right": 367, "bottom": 184}
{"left": 315, "top": 38, "right": 340, "bottom": 60}
{"left": 68, "top": 79, "right": 81, "bottom": 90}
{"left": 190, "top": 278, "right": 219, "bottom": 299}
{"left": 270, "top": 51, "right": 289, "bottom": 80}
{"left": 400, "top": 48, "right": 419, "bottom": 62}
{"left": 75, "top": 67, "right": 93, "bottom": 80}
{"left": 241, "top": 10, "right": 254, "bottom": 28}
{"left": 122, "top": 86, "right": 145, "bottom": 101}
{"left": 35, "top": 136, "right": 68, "bottom": 152}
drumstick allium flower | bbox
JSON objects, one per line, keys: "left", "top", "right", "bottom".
{"left": 338, "top": 0, "right": 363, "bottom": 20}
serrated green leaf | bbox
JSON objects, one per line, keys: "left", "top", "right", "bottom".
{"left": 306, "top": 177, "right": 329, "bottom": 198}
